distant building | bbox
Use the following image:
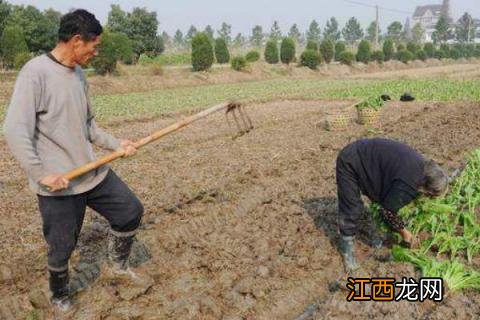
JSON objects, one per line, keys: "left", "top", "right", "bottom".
{"left": 412, "top": 0, "right": 450, "bottom": 42}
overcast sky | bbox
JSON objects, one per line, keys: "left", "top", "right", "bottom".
{"left": 7, "top": 0, "right": 480, "bottom": 36}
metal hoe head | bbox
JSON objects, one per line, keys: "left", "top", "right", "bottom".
{"left": 225, "top": 102, "right": 254, "bottom": 139}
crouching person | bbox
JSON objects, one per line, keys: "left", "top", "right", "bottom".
{"left": 3, "top": 9, "right": 144, "bottom": 312}
{"left": 335, "top": 138, "right": 447, "bottom": 271}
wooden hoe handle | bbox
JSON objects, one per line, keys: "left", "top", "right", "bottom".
{"left": 62, "top": 102, "right": 233, "bottom": 181}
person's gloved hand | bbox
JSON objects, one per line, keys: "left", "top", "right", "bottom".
{"left": 339, "top": 235, "right": 359, "bottom": 272}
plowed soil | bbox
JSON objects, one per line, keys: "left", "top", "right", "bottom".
{"left": 1, "top": 99, "right": 480, "bottom": 319}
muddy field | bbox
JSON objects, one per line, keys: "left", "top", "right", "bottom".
{"left": 1, "top": 99, "right": 480, "bottom": 319}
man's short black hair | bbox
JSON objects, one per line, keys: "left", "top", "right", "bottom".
{"left": 58, "top": 9, "right": 103, "bottom": 42}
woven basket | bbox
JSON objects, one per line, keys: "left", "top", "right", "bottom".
{"left": 325, "top": 114, "right": 351, "bottom": 131}
{"left": 357, "top": 108, "right": 380, "bottom": 126}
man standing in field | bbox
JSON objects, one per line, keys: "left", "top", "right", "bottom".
{"left": 335, "top": 138, "right": 448, "bottom": 271}
{"left": 4, "top": 9, "right": 144, "bottom": 311}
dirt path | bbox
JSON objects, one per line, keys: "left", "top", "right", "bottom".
{"left": 1, "top": 99, "right": 480, "bottom": 319}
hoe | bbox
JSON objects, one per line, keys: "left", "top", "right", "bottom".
{"left": 61, "top": 101, "right": 254, "bottom": 182}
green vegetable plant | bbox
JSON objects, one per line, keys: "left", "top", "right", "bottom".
{"left": 386, "top": 149, "right": 480, "bottom": 292}
{"left": 355, "top": 96, "right": 385, "bottom": 112}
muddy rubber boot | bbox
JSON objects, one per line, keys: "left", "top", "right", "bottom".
{"left": 49, "top": 269, "right": 73, "bottom": 312}
{"left": 339, "top": 235, "right": 359, "bottom": 273}
{"left": 106, "top": 233, "right": 152, "bottom": 283}
{"left": 108, "top": 232, "right": 135, "bottom": 271}
{"left": 103, "top": 232, "right": 154, "bottom": 299}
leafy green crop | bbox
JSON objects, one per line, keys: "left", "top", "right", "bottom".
{"left": 355, "top": 96, "right": 384, "bottom": 111}
{"left": 1, "top": 78, "right": 480, "bottom": 126}
{"left": 389, "top": 149, "right": 480, "bottom": 292}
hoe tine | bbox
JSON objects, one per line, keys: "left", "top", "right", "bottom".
{"left": 237, "top": 105, "right": 254, "bottom": 132}
{"left": 225, "top": 102, "right": 244, "bottom": 139}
{"left": 225, "top": 102, "right": 254, "bottom": 139}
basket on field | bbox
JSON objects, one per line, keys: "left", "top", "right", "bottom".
{"left": 325, "top": 114, "right": 352, "bottom": 131}
{"left": 357, "top": 108, "right": 380, "bottom": 126}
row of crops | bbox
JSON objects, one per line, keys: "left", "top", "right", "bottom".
{"left": 385, "top": 149, "right": 480, "bottom": 292}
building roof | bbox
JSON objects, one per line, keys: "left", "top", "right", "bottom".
{"left": 413, "top": 5, "right": 443, "bottom": 18}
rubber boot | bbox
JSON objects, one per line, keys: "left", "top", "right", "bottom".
{"left": 107, "top": 232, "right": 135, "bottom": 271}
{"left": 49, "top": 269, "right": 73, "bottom": 312}
{"left": 104, "top": 232, "right": 153, "bottom": 292}
{"left": 339, "top": 235, "right": 359, "bottom": 272}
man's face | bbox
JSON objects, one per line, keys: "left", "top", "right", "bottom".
{"left": 72, "top": 35, "right": 101, "bottom": 65}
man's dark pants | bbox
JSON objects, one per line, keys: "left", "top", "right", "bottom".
{"left": 37, "top": 169, "right": 144, "bottom": 272}
{"left": 336, "top": 144, "right": 364, "bottom": 237}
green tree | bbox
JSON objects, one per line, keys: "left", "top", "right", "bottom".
{"left": 106, "top": 4, "right": 129, "bottom": 34}
{"left": 335, "top": 41, "right": 346, "bottom": 60}
{"left": 356, "top": 39, "right": 371, "bottom": 63}
{"left": 306, "top": 20, "right": 321, "bottom": 43}
{"left": 127, "top": 7, "right": 161, "bottom": 56}
{"left": 6, "top": 5, "right": 59, "bottom": 53}
{"left": 204, "top": 25, "right": 214, "bottom": 42}
{"left": 14, "top": 51, "right": 31, "bottom": 69}
{"left": 217, "top": 22, "right": 232, "bottom": 44}
{"left": 191, "top": 32, "right": 214, "bottom": 71}
{"left": 230, "top": 55, "right": 247, "bottom": 71}
{"left": 432, "top": 15, "right": 452, "bottom": 44}
{"left": 264, "top": 39, "right": 279, "bottom": 64}
{"left": 233, "top": 33, "right": 246, "bottom": 48}
{"left": 250, "top": 25, "right": 264, "bottom": 47}
{"left": 338, "top": 51, "right": 355, "bottom": 66}
{"left": 91, "top": 31, "right": 121, "bottom": 75}
{"left": 42, "top": 9, "right": 61, "bottom": 50}
{"left": 319, "top": 39, "right": 335, "bottom": 63}
{"left": 456, "top": 12, "right": 476, "bottom": 43}
{"left": 411, "top": 23, "right": 425, "bottom": 44}
{"left": 306, "top": 40, "right": 319, "bottom": 52}
{"left": 383, "top": 39, "right": 395, "bottom": 61}
{"left": 173, "top": 29, "right": 184, "bottom": 47}
{"left": 406, "top": 42, "right": 420, "bottom": 55}
{"left": 288, "top": 24, "right": 302, "bottom": 45}
{"left": 245, "top": 50, "right": 260, "bottom": 62}
{"left": 280, "top": 37, "right": 295, "bottom": 64}
{"left": 416, "top": 50, "right": 427, "bottom": 61}
{"left": 270, "top": 20, "right": 282, "bottom": 42}
{"left": 300, "top": 49, "right": 321, "bottom": 69}
{"left": 214, "top": 38, "right": 230, "bottom": 63}
{"left": 386, "top": 21, "right": 403, "bottom": 43}
{"left": 0, "top": 0, "right": 12, "bottom": 39}
{"left": 111, "top": 32, "right": 134, "bottom": 64}
{"left": 0, "top": 24, "right": 28, "bottom": 69}
{"left": 185, "top": 25, "right": 198, "bottom": 44}
{"left": 402, "top": 18, "right": 412, "bottom": 42}
{"left": 423, "top": 43, "right": 435, "bottom": 58}
{"left": 371, "top": 50, "right": 385, "bottom": 63}
{"left": 396, "top": 50, "right": 414, "bottom": 63}
{"left": 324, "top": 17, "right": 340, "bottom": 41}
{"left": 342, "top": 17, "right": 364, "bottom": 46}
{"left": 366, "top": 21, "right": 380, "bottom": 43}
{"left": 149, "top": 36, "right": 164, "bottom": 57}
{"left": 161, "top": 31, "right": 171, "bottom": 47}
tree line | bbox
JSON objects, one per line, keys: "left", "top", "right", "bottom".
{"left": 0, "top": 0, "right": 478, "bottom": 72}
{"left": 0, "top": 1, "right": 164, "bottom": 70}
{"left": 166, "top": 13, "right": 478, "bottom": 50}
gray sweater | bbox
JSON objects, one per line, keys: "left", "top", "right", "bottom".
{"left": 3, "top": 54, "right": 121, "bottom": 196}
